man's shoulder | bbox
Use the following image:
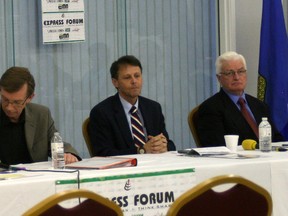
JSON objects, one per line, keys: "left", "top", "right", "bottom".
{"left": 26, "top": 103, "right": 49, "bottom": 112}
{"left": 91, "top": 94, "right": 118, "bottom": 112}
{"left": 138, "top": 96, "right": 162, "bottom": 115}
{"left": 245, "top": 93, "right": 267, "bottom": 107}
{"left": 25, "top": 103, "right": 51, "bottom": 122}
{"left": 200, "top": 91, "right": 223, "bottom": 106}
{"left": 245, "top": 93, "right": 261, "bottom": 102}
{"left": 199, "top": 90, "right": 235, "bottom": 114}
{"left": 138, "top": 95, "right": 160, "bottom": 106}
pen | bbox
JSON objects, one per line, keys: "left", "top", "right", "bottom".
{"left": 10, "top": 166, "right": 26, "bottom": 171}
{"left": 272, "top": 146, "right": 287, "bottom": 152}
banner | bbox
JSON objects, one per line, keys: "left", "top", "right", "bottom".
{"left": 258, "top": 0, "right": 288, "bottom": 139}
{"left": 56, "top": 168, "right": 195, "bottom": 216}
{"left": 41, "top": 0, "right": 85, "bottom": 44}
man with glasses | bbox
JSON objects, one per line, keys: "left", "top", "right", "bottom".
{"left": 0, "top": 67, "right": 80, "bottom": 165}
{"left": 196, "top": 51, "right": 284, "bottom": 147}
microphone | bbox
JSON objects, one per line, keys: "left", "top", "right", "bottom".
{"left": 242, "top": 139, "right": 259, "bottom": 150}
{"left": 242, "top": 139, "right": 287, "bottom": 151}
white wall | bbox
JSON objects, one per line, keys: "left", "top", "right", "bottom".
{"left": 235, "top": 0, "right": 262, "bottom": 97}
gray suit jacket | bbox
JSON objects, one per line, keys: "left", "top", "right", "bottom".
{"left": 24, "top": 103, "right": 79, "bottom": 162}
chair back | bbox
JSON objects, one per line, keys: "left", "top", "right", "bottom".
{"left": 82, "top": 117, "right": 94, "bottom": 156}
{"left": 22, "top": 189, "right": 123, "bottom": 216}
{"left": 188, "top": 105, "right": 201, "bottom": 147}
{"left": 166, "top": 174, "right": 272, "bottom": 216}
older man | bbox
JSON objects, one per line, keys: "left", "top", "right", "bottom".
{"left": 197, "top": 51, "right": 283, "bottom": 147}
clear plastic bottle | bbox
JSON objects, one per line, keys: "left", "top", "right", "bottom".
{"left": 51, "top": 132, "right": 65, "bottom": 169}
{"left": 258, "top": 117, "right": 272, "bottom": 152}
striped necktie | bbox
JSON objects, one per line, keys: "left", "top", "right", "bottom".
{"left": 238, "top": 97, "right": 259, "bottom": 138}
{"left": 130, "top": 106, "right": 146, "bottom": 147}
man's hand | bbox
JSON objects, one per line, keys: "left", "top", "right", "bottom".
{"left": 144, "top": 133, "right": 168, "bottom": 153}
{"left": 64, "top": 153, "right": 79, "bottom": 164}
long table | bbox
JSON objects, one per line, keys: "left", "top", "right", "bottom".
{"left": 1, "top": 149, "right": 288, "bottom": 216}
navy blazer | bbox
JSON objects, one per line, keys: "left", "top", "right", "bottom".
{"left": 197, "top": 88, "right": 284, "bottom": 147}
{"left": 89, "top": 93, "right": 175, "bottom": 156}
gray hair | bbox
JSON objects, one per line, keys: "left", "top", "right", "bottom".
{"left": 215, "top": 51, "right": 247, "bottom": 74}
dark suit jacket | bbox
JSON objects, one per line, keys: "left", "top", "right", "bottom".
{"left": 0, "top": 103, "right": 80, "bottom": 163}
{"left": 197, "top": 88, "right": 283, "bottom": 147}
{"left": 89, "top": 93, "right": 175, "bottom": 156}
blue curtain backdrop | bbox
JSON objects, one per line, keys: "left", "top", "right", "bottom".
{"left": 258, "top": 0, "right": 288, "bottom": 139}
{"left": 0, "top": 0, "right": 218, "bottom": 158}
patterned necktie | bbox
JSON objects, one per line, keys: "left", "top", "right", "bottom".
{"left": 130, "top": 106, "right": 146, "bottom": 147}
{"left": 237, "top": 97, "right": 259, "bottom": 138}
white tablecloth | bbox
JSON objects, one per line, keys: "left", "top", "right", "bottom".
{"left": 0, "top": 149, "right": 287, "bottom": 215}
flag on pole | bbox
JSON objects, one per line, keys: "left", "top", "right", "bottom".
{"left": 258, "top": 0, "right": 288, "bottom": 139}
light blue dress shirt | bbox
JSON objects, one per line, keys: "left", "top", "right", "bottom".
{"left": 119, "top": 95, "right": 147, "bottom": 140}
{"left": 223, "top": 89, "right": 256, "bottom": 122}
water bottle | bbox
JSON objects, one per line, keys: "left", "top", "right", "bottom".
{"left": 51, "top": 132, "right": 65, "bottom": 169}
{"left": 258, "top": 117, "right": 272, "bottom": 152}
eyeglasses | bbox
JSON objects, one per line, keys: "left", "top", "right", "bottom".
{"left": 219, "top": 69, "right": 247, "bottom": 77}
{"left": 1, "top": 95, "right": 30, "bottom": 108}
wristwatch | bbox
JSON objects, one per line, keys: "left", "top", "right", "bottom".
{"left": 138, "top": 147, "right": 146, "bottom": 154}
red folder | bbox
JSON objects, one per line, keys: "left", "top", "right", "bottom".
{"left": 65, "top": 156, "right": 137, "bottom": 169}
